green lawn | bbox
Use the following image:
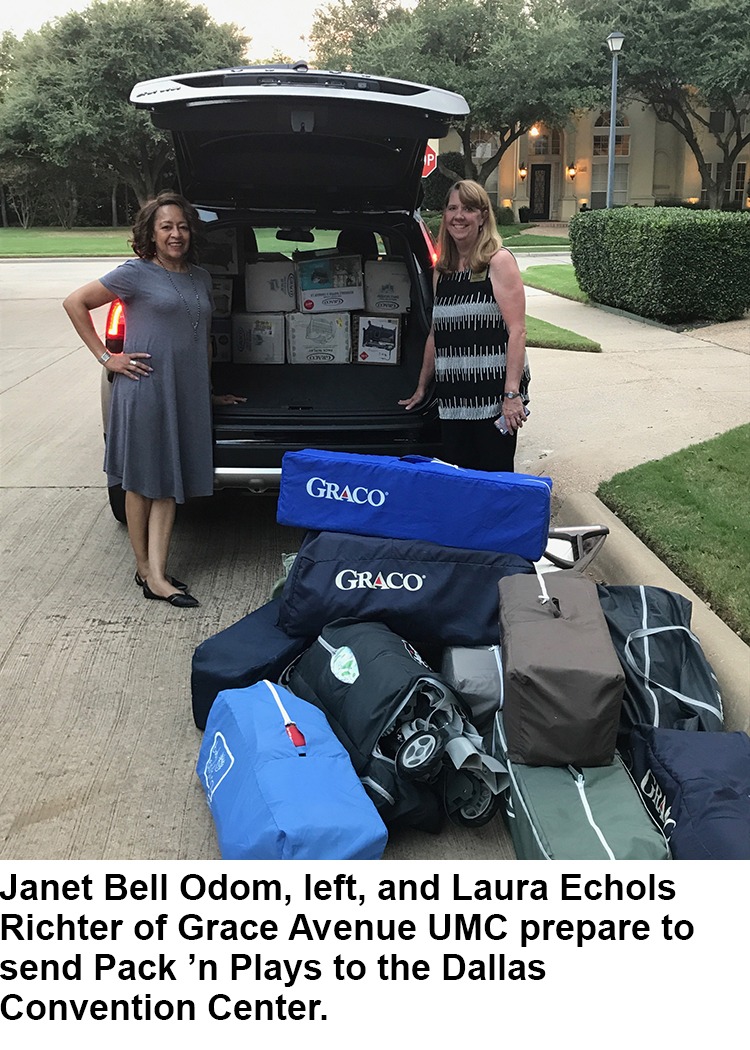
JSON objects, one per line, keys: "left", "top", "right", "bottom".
{"left": 0, "top": 227, "right": 133, "bottom": 256}
{"left": 525, "top": 316, "right": 600, "bottom": 352}
{"left": 0, "top": 226, "right": 339, "bottom": 257}
{"left": 597, "top": 425, "right": 750, "bottom": 643}
{"left": 522, "top": 263, "right": 588, "bottom": 302}
{"left": 505, "top": 236, "right": 570, "bottom": 248}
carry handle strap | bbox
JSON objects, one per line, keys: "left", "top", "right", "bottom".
{"left": 534, "top": 563, "right": 561, "bottom": 617}
{"left": 623, "top": 626, "right": 722, "bottom": 718}
{"left": 400, "top": 454, "right": 461, "bottom": 469}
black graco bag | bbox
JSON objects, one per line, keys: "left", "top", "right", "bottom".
{"left": 629, "top": 725, "right": 750, "bottom": 859}
{"left": 285, "top": 619, "right": 506, "bottom": 832}
{"left": 597, "top": 585, "right": 724, "bottom": 750}
{"left": 278, "top": 530, "right": 533, "bottom": 646}
{"left": 191, "top": 598, "right": 312, "bottom": 730}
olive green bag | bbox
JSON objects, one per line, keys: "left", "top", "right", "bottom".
{"left": 493, "top": 714, "right": 671, "bottom": 860}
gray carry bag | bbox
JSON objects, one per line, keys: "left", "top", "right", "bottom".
{"left": 493, "top": 714, "right": 670, "bottom": 860}
{"left": 498, "top": 569, "right": 625, "bottom": 766}
{"left": 441, "top": 645, "right": 503, "bottom": 735}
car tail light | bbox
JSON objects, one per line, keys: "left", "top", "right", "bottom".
{"left": 105, "top": 299, "right": 125, "bottom": 350}
{"left": 420, "top": 221, "right": 439, "bottom": 267}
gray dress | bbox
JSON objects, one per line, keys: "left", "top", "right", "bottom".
{"left": 100, "top": 258, "right": 214, "bottom": 503}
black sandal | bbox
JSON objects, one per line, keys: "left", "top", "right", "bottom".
{"left": 135, "top": 571, "right": 188, "bottom": 591}
{"left": 142, "top": 580, "right": 200, "bottom": 608}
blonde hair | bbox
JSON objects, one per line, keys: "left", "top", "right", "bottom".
{"left": 436, "top": 179, "right": 502, "bottom": 274}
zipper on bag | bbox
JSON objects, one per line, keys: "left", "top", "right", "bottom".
{"left": 568, "top": 766, "right": 616, "bottom": 860}
{"left": 264, "top": 680, "right": 307, "bottom": 757}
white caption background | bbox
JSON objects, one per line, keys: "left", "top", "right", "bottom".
{"left": 0, "top": 860, "right": 745, "bottom": 1047}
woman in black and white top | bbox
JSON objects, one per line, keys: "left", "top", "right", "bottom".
{"left": 400, "top": 179, "right": 530, "bottom": 472}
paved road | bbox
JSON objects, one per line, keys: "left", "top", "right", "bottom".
{"left": 1, "top": 258, "right": 747, "bottom": 861}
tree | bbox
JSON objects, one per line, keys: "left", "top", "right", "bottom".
{"left": 311, "top": 0, "right": 606, "bottom": 185}
{"left": 571, "top": 0, "right": 750, "bottom": 208}
{"left": 310, "top": 0, "right": 409, "bottom": 70}
{"left": 0, "top": 0, "right": 248, "bottom": 221}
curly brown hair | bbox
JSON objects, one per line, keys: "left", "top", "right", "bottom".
{"left": 130, "top": 191, "right": 202, "bottom": 263}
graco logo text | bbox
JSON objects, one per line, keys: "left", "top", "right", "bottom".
{"left": 335, "top": 570, "right": 424, "bottom": 590}
{"left": 305, "top": 477, "right": 387, "bottom": 506}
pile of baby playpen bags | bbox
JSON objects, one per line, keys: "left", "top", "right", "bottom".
{"left": 192, "top": 449, "right": 750, "bottom": 861}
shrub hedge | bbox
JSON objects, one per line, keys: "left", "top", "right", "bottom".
{"left": 568, "top": 208, "right": 750, "bottom": 323}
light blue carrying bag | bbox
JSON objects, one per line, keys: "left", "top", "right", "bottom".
{"left": 197, "top": 679, "right": 388, "bottom": 860}
{"left": 276, "top": 449, "right": 552, "bottom": 561}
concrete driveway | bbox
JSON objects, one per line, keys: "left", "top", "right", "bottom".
{"left": 1, "top": 257, "right": 748, "bottom": 860}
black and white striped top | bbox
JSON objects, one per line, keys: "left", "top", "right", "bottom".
{"left": 432, "top": 262, "right": 530, "bottom": 421}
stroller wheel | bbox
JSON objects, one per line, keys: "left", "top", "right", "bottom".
{"left": 452, "top": 774, "right": 501, "bottom": 827}
{"left": 395, "top": 729, "right": 445, "bottom": 781}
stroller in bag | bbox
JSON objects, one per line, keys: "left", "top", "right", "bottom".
{"left": 284, "top": 619, "right": 507, "bottom": 833}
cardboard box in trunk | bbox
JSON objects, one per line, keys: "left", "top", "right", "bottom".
{"left": 355, "top": 315, "right": 400, "bottom": 364}
{"left": 364, "top": 259, "right": 411, "bottom": 314}
{"left": 286, "top": 312, "right": 351, "bottom": 363}
{"left": 245, "top": 261, "right": 297, "bottom": 312}
{"left": 296, "top": 254, "right": 365, "bottom": 313}
{"left": 211, "top": 318, "right": 232, "bottom": 363}
{"left": 232, "top": 313, "right": 286, "bottom": 364}
{"left": 211, "top": 277, "right": 233, "bottom": 317}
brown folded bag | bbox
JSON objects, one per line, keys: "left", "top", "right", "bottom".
{"left": 498, "top": 570, "right": 624, "bottom": 766}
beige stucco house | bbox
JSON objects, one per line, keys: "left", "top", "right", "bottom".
{"left": 439, "top": 102, "right": 749, "bottom": 220}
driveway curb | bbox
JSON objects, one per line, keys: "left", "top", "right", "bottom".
{"left": 558, "top": 492, "right": 750, "bottom": 734}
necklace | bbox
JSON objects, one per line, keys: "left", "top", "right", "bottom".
{"left": 156, "top": 259, "right": 201, "bottom": 336}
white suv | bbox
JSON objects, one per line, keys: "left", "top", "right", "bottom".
{"left": 103, "top": 63, "right": 469, "bottom": 520}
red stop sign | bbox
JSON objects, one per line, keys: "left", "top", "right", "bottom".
{"left": 422, "top": 145, "right": 438, "bottom": 178}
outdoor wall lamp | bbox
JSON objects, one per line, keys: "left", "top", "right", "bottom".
{"left": 518, "top": 161, "right": 528, "bottom": 181}
{"left": 566, "top": 163, "right": 577, "bottom": 180}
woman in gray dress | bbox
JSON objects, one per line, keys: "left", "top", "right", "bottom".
{"left": 64, "top": 191, "right": 245, "bottom": 607}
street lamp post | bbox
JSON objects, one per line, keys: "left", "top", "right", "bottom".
{"left": 606, "top": 31, "right": 625, "bottom": 209}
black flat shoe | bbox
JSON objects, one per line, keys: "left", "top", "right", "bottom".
{"left": 135, "top": 571, "right": 187, "bottom": 591}
{"left": 142, "top": 580, "right": 200, "bottom": 608}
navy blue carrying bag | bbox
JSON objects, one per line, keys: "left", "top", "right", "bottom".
{"left": 277, "top": 449, "right": 552, "bottom": 561}
{"left": 191, "top": 598, "right": 312, "bottom": 730}
{"left": 277, "top": 530, "right": 534, "bottom": 645}
{"left": 597, "top": 585, "right": 724, "bottom": 750}
{"left": 197, "top": 680, "right": 388, "bottom": 860}
{"left": 629, "top": 725, "right": 750, "bottom": 859}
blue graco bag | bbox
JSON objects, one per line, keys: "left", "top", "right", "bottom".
{"left": 197, "top": 679, "right": 388, "bottom": 860}
{"left": 277, "top": 449, "right": 552, "bottom": 561}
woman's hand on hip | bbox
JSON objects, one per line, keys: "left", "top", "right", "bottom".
{"left": 108, "top": 353, "right": 152, "bottom": 379}
{"left": 212, "top": 393, "right": 247, "bottom": 406}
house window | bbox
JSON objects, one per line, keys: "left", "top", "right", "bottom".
{"left": 709, "top": 110, "right": 726, "bottom": 134}
{"left": 593, "top": 133, "right": 630, "bottom": 156}
{"left": 594, "top": 111, "right": 629, "bottom": 127}
{"left": 733, "top": 162, "right": 747, "bottom": 202}
{"left": 530, "top": 130, "right": 561, "bottom": 156}
{"left": 701, "top": 162, "right": 748, "bottom": 204}
{"left": 590, "top": 162, "right": 628, "bottom": 209}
